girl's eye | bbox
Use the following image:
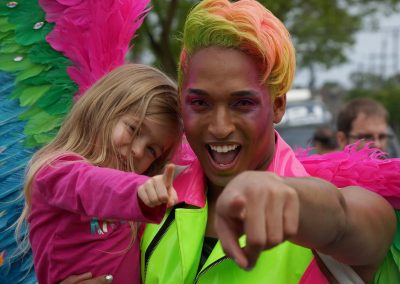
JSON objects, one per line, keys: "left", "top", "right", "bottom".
{"left": 147, "top": 146, "right": 158, "bottom": 159}
{"left": 126, "top": 123, "right": 140, "bottom": 135}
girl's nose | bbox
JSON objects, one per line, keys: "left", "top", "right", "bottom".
{"left": 131, "top": 140, "right": 145, "bottom": 159}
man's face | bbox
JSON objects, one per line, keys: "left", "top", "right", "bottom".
{"left": 180, "top": 47, "right": 286, "bottom": 190}
{"left": 338, "top": 112, "right": 390, "bottom": 151}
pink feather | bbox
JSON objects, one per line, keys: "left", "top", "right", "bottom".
{"left": 297, "top": 144, "right": 400, "bottom": 208}
{"left": 39, "top": 0, "right": 150, "bottom": 100}
{"left": 39, "top": 0, "right": 84, "bottom": 24}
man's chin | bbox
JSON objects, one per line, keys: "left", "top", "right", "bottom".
{"left": 205, "top": 172, "right": 235, "bottom": 192}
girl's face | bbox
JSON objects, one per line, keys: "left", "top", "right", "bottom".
{"left": 110, "top": 114, "right": 177, "bottom": 174}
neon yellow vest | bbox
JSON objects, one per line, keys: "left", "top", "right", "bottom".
{"left": 141, "top": 204, "right": 314, "bottom": 283}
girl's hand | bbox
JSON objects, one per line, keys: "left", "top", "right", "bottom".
{"left": 138, "top": 164, "right": 178, "bottom": 208}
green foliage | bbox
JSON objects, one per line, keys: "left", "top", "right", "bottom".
{"left": 133, "top": 0, "right": 196, "bottom": 79}
{"left": 134, "top": 0, "right": 400, "bottom": 82}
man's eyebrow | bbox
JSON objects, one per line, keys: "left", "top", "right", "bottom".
{"left": 187, "top": 89, "right": 259, "bottom": 97}
{"left": 231, "top": 90, "right": 259, "bottom": 97}
{"left": 186, "top": 88, "right": 208, "bottom": 96}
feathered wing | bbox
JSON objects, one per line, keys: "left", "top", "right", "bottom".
{"left": 0, "top": 0, "right": 149, "bottom": 281}
{"left": 297, "top": 145, "right": 400, "bottom": 283}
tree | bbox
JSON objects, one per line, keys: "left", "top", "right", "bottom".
{"left": 132, "top": 0, "right": 400, "bottom": 85}
{"left": 132, "top": 0, "right": 196, "bottom": 80}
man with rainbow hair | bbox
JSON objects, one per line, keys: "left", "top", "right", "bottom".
{"left": 140, "top": 0, "right": 395, "bottom": 283}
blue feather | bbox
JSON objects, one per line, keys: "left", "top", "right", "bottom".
{"left": 0, "top": 71, "right": 36, "bottom": 283}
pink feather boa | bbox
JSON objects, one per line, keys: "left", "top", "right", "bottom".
{"left": 297, "top": 145, "right": 400, "bottom": 208}
{"left": 39, "top": 0, "right": 150, "bottom": 100}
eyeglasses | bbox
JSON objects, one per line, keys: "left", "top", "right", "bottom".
{"left": 347, "top": 133, "right": 393, "bottom": 142}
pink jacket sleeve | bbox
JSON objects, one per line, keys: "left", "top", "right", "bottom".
{"left": 33, "top": 154, "right": 165, "bottom": 223}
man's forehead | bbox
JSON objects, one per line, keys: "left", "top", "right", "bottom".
{"left": 352, "top": 113, "right": 388, "bottom": 130}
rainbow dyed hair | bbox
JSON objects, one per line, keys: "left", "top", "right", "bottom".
{"left": 178, "top": 0, "right": 295, "bottom": 99}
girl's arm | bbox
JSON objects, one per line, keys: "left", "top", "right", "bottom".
{"left": 34, "top": 155, "right": 165, "bottom": 223}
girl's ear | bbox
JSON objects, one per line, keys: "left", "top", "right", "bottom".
{"left": 273, "top": 94, "right": 286, "bottom": 124}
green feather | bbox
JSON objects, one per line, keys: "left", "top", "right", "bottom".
{"left": 0, "top": 53, "right": 32, "bottom": 72}
{"left": 0, "top": 18, "right": 13, "bottom": 32}
{"left": 18, "top": 106, "right": 42, "bottom": 121}
{"left": 0, "top": 42, "right": 20, "bottom": 53}
{"left": 18, "top": 85, "right": 51, "bottom": 107}
{"left": 24, "top": 112, "right": 63, "bottom": 135}
{"left": 36, "top": 87, "right": 66, "bottom": 109}
{"left": 7, "top": 1, "right": 51, "bottom": 46}
{"left": 32, "top": 132, "right": 57, "bottom": 145}
{"left": 21, "top": 74, "right": 50, "bottom": 86}
{"left": 29, "top": 43, "right": 68, "bottom": 66}
{"left": 45, "top": 95, "right": 73, "bottom": 115}
{"left": 15, "top": 65, "right": 46, "bottom": 82}
{"left": 25, "top": 128, "right": 60, "bottom": 147}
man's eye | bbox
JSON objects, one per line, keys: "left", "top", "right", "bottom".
{"left": 189, "top": 99, "right": 209, "bottom": 111}
{"left": 235, "top": 99, "right": 254, "bottom": 106}
{"left": 232, "top": 99, "right": 257, "bottom": 110}
{"left": 191, "top": 99, "right": 207, "bottom": 106}
{"left": 362, "top": 135, "right": 374, "bottom": 141}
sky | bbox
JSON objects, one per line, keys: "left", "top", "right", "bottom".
{"left": 294, "top": 11, "right": 400, "bottom": 88}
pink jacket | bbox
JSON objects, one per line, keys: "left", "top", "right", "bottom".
{"left": 28, "top": 154, "right": 165, "bottom": 284}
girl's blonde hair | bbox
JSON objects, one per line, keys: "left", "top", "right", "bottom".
{"left": 16, "top": 63, "right": 182, "bottom": 253}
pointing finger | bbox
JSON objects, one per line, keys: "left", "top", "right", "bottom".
{"left": 163, "top": 164, "right": 175, "bottom": 189}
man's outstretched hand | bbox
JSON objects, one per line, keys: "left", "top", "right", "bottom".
{"left": 214, "top": 171, "right": 300, "bottom": 270}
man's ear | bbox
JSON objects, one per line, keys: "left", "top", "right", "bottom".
{"left": 273, "top": 94, "right": 286, "bottom": 124}
{"left": 336, "top": 131, "right": 347, "bottom": 150}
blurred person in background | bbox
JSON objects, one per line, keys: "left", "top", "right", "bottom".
{"left": 336, "top": 98, "right": 392, "bottom": 153}
{"left": 312, "top": 126, "right": 338, "bottom": 154}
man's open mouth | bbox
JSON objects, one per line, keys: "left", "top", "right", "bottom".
{"left": 207, "top": 144, "right": 241, "bottom": 166}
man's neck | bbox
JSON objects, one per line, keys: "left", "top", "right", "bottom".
{"left": 204, "top": 180, "right": 224, "bottom": 237}
{"left": 206, "top": 181, "right": 224, "bottom": 203}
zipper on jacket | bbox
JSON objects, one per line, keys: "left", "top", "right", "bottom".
{"left": 194, "top": 256, "right": 229, "bottom": 283}
{"left": 143, "top": 205, "right": 182, "bottom": 279}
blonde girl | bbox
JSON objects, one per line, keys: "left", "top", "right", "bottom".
{"left": 16, "top": 64, "right": 183, "bottom": 284}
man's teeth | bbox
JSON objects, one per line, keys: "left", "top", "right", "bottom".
{"left": 210, "top": 145, "right": 239, "bottom": 153}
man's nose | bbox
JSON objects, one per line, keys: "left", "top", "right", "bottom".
{"left": 208, "top": 106, "right": 235, "bottom": 138}
{"left": 372, "top": 137, "right": 384, "bottom": 150}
